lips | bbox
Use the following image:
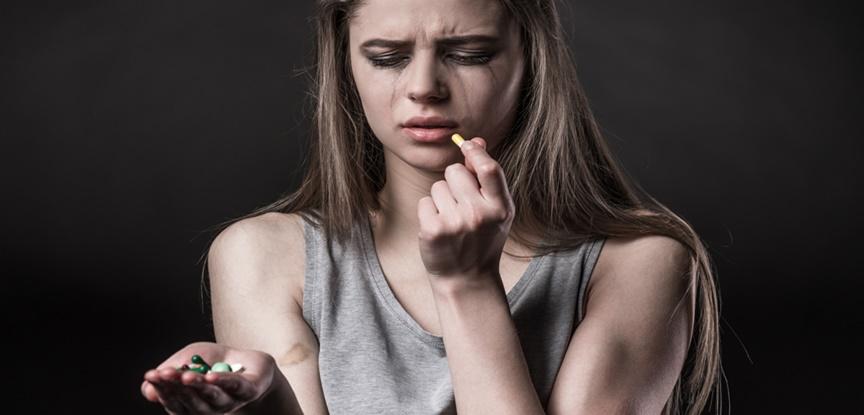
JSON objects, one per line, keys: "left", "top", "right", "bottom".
{"left": 402, "top": 115, "right": 458, "bottom": 128}
{"left": 403, "top": 126, "right": 458, "bottom": 142}
{"left": 401, "top": 116, "right": 459, "bottom": 143}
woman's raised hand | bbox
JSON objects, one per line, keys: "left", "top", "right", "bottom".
{"left": 141, "top": 341, "right": 278, "bottom": 414}
{"left": 417, "top": 137, "right": 515, "bottom": 279}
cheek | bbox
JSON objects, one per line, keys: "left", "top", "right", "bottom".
{"left": 461, "top": 63, "right": 524, "bottom": 130}
{"left": 354, "top": 68, "right": 396, "bottom": 122}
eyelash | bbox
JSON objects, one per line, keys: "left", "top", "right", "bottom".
{"left": 367, "top": 54, "right": 493, "bottom": 69}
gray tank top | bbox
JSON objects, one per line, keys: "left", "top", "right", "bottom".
{"left": 301, "top": 213, "right": 605, "bottom": 414}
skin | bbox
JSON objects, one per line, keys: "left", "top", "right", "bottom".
{"left": 350, "top": 1, "right": 694, "bottom": 413}
{"left": 348, "top": 0, "right": 526, "bottom": 259}
{"left": 142, "top": 0, "right": 695, "bottom": 413}
{"left": 140, "top": 342, "right": 289, "bottom": 414}
{"left": 349, "top": 1, "right": 549, "bottom": 412}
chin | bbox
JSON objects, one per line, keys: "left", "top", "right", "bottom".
{"left": 388, "top": 145, "right": 459, "bottom": 174}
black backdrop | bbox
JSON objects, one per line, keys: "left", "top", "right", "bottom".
{"left": 2, "top": 1, "right": 860, "bottom": 413}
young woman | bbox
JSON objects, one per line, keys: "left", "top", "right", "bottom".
{"left": 141, "top": 0, "right": 723, "bottom": 414}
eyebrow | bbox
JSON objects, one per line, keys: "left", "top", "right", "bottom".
{"left": 359, "top": 34, "right": 500, "bottom": 49}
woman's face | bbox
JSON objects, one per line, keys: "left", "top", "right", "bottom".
{"left": 348, "top": 0, "right": 525, "bottom": 172}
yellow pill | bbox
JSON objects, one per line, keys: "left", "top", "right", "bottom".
{"left": 451, "top": 133, "right": 465, "bottom": 147}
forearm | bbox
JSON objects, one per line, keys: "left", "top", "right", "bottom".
{"left": 430, "top": 272, "right": 545, "bottom": 415}
{"left": 230, "top": 369, "right": 303, "bottom": 415}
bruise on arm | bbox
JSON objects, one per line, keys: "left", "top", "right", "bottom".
{"left": 278, "top": 343, "right": 313, "bottom": 367}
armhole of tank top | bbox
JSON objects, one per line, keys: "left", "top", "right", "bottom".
{"left": 577, "top": 237, "right": 606, "bottom": 323}
{"left": 300, "top": 215, "right": 321, "bottom": 337}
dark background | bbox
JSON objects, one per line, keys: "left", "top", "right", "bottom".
{"left": 2, "top": 0, "right": 860, "bottom": 413}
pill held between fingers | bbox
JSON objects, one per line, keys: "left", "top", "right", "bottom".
{"left": 451, "top": 133, "right": 465, "bottom": 148}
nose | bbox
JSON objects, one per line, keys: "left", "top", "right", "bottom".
{"left": 405, "top": 52, "right": 448, "bottom": 104}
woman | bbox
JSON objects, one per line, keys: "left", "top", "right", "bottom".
{"left": 141, "top": 0, "right": 723, "bottom": 414}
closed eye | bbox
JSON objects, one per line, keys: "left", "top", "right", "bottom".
{"left": 366, "top": 53, "right": 495, "bottom": 69}
{"left": 367, "top": 55, "right": 409, "bottom": 68}
{"left": 448, "top": 54, "right": 494, "bottom": 65}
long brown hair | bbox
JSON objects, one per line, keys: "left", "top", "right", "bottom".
{"left": 199, "top": 0, "right": 724, "bottom": 413}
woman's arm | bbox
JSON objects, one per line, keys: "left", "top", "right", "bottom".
{"left": 208, "top": 212, "right": 329, "bottom": 415}
{"left": 546, "top": 235, "right": 694, "bottom": 415}
{"left": 429, "top": 234, "right": 692, "bottom": 415}
{"left": 429, "top": 271, "right": 545, "bottom": 415}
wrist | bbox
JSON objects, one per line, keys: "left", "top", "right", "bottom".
{"left": 428, "top": 269, "right": 504, "bottom": 302}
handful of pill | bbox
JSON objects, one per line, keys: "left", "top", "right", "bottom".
{"left": 176, "top": 354, "right": 245, "bottom": 374}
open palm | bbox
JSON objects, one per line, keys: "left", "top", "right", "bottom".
{"left": 141, "top": 341, "right": 277, "bottom": 414}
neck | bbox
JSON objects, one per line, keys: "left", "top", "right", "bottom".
{"left": 372, "top": 151, "right": 442, "bottom": 247}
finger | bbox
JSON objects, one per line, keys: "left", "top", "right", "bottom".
{"left": 207, "top": 372, "right": 260, "bottom": 402}
{"left": 429, "top": 180, "right": 457, "bottom": 219}
{"left": 187, "top": 375, "right": 236, "bottom": 412}
{"left": 145, "top": 369, "right": 164, "bottom": 385}
{"left": 417, "top": 196, "right": 440, "bottom": 239}
{"left": 150, "top": 381, "right": 190, "bottom": 414}
{"left": 460, "top": 138, "right": 508, "bottom": 202}
{"left": 169, "top": 381, "right": 218, "bottom": 414}
{"left": 142, "top": 380, "right": 161, "bottom": 403}
{"left": 157, "top": 367, "right": 183, "bottom": 383}
{"left": 155, "top": 370, "right": 214, "bottom": 414}
{"left": 460, "top": 137, "right": 486, "bottom": 176}
{"left": 443, "top": 162, "right": 481, "bottom": 206}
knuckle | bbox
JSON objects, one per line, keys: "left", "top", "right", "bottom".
{"left": 488, "top": 206, "right": 510, "bottom": 222}
{"left": 499, "top": 210, "right": 511, "bottom": 222}
{"left": 420, "top": 221, "right": 444, "bottom": 238}
{"left": 477, "top": 162, "right": 499, "bottom": 175}
{"left": 465, "top": 213, "right": 483, "bottom": 231}
{"left": 446, "top": 214, "right": 463, "bottom": 229}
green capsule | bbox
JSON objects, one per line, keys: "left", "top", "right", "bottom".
{"left": 210, "top": 362, "right": 232, "bottom": 373}
{"left": 188, "top": 365, "right": 209, "bottom": 374}
{"left": 190, "top": 355, "right": 211, "bottom": 371}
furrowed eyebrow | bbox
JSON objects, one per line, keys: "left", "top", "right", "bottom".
{"left": 359, "top": 38, "right": 411, "bottom": 49}
{"left": 359, "top": 35, "right": 500, "bottom": 49}
{"left": 437, "top": 35, "right": 500, "bottom": 47}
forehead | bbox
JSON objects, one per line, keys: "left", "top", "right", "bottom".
{"left": 349, "top": 0, "right": 509, "bottom": 40}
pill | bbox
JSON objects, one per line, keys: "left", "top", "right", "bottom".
{"left": 186, "top": 364, "right": 206, "bottom": 374}
{"left": 451, "top": 133, "right": 465, "bottom": 147}
{"left": 211, "top": 362, "right": 232, "bottom": 373}
{"left": 191, "top": 355, "right": 211, "bottom": 371}
{"left": 230, "top": 363, "right": 245, "bottom": 373}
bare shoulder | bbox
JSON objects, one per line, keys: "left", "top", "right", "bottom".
{"left": 209, "top": 211, "right": 307, "bottom": 308}
{"left": 588, "top": 234, "right": 691, "bottom": 309}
